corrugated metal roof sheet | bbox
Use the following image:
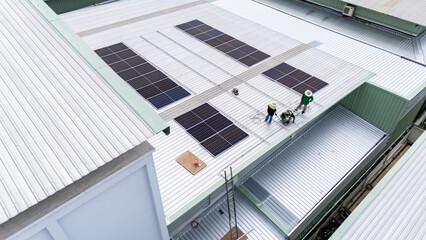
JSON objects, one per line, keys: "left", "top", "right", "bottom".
{"left": 62, "top": 0, "right": 373, "bottom": 222}
{"left": 214, "top": 0, "right": 426, "bottom": 98}
{"left": 254, "top": 0, "right": 416, "bottom": 59}
{"left": 242, "top": 106, "right": 385, "bottom": 233}
{"left": 344, "top": 0, "right": 426, "bottom": 26}
{"left": 331, "top": 132, "right": 426, "bottom": 240}
{"left": 174, "top": 190, "right": 287, "bottom": 240}
{"left": 0, "top": 0, "right": 152, "bottom": 224}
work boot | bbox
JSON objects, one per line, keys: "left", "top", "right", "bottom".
{"left": 302, "top": 111, "right": 305, "bottom": 114}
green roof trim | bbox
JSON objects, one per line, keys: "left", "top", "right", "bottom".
{"left": 168, "top": 72, "right": 375, "bottom": 225}
{"left": 27, "top": 0, "right": 169, "bottom": 135}
{"left": 330, "top": 131, "right": 426, "bottom": 239}
{"left": 237, "top": 186, "right": 290, "bottom": 235}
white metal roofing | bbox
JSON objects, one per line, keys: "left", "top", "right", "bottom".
{"left": 214, "top": 0, "right": 426, "bottom": 98}
{"left": 331, "top": 132, "right": 426, "bottom": 240}
{"left": 343, "top": 0, "right": 426, "bottom": 27}
{"left": 242, "top": 105, "right": 385, "bottom": 233}
{"left": 62, "top": 0, "right": 372, "bottom": 222}
{"left": 174, "top": 190, "right": 287, "bottom": 240}
{"left": 255, "top": 0, "right": 416, "bottom": 60}
{"left": 0, "top": 0, "right": 153, "bottom": 224}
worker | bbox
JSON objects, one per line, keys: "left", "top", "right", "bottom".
{"left": 281, "top": 110, "right": 295, "bottom": 125}
{"left": 295, "top": 90, "right": 313, "bottom": 114}
{"left": 265, "top": 102, "right": 277, "bottom": 124}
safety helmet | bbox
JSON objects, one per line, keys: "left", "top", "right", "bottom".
{"left": 305, "top": 90, "right": 313, "bottom": 97}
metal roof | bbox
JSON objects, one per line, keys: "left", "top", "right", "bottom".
{"left": 254, "top": 0, "right": 416, "bottom": 60}
{"left": 331, "top": 132, "right": 426, "bottom": 240}
{"left": 0, "top": 0, "right": 155, "bottom": 224}
{"left": 343, "top": 0, "right": 426, "bottom": 27}
{"left": 214, "top": 0, "right": 426, "bottom": 98}
{"left": 61, "top": 0, "right": 372, "bottom": 224}
{"left": 241, "top": 105, "right": 385, "bottom": 235}
{"left": 174, "top": 189, "right": 287, "bottom": 240}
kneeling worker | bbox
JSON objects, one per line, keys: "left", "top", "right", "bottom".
{"left": 281, "top": 110, "right": 295, "bottom": 125}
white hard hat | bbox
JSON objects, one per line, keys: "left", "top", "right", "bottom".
{"left": 305, "top": 90, "right": 312, "bottom": 97}
{"left": 270, "top": 102, "right": 277, "bottom": 108}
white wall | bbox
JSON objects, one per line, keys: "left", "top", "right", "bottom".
{"left": 9, "top": 152, "right": 169, "bottom": 240}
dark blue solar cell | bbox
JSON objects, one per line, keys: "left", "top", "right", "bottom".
{"left": 176, "top": 23, "right": 193, "bottom": 31}
{"left": 277, "top": 76, "right": 300, "bottom": 88}
{"left": 289, "top": 70, "right": 311, "bottom": 82}
{"left": 195, "top": 33, "right": 214, "bottom": 41}
{"left": 165, "top": 86, "right": 190, "bottom": 101}
{"left": 196, "top": 24, "right": 213, "bottom": 32}
{"left": 192, "top": 103, "right": 219, "bottom": 120}
{"left": 249, "top": 51, "right": 270, "bottom": 61}
{"left": 108, "top": 43, "right": 127, "bottom": 52}
{"left": 238, "top": 45, "right": 257, "bottom": 55}
{"left": 95, "top": 47, "right": 113, "bottom": 57}
{"left": 205, "top": 29, "right": 223, "bottom": 38}
{"left": 187, "top": 19, "right": 204, "bottom": 27}
{"left": 187, "top": 122, "right": 216, "bottom": 142}
{"left": 219, "top": 125, "right": 248, "bottom": 145}
{"left": 175, "top": 111, "right": 202, "bottom": 129}
{"left": 205, "top": 114, "right": 233, "bottom": 132}
{"left": 227, "top": 49, "right": 246, "bottom": 60}
{"left": 275, "top": 62, "right": 296, "bottom": 74}
{"left": 148, "top": 93, "right": 174, "bottom": 109}
{"left": 263, "top": 68, "right": 283, "bottom": 80}
{"left": 201, "top": 134, "right": 232, "bottom": 156}
{"left": 239, "top": 56, "right": 259, "bottom": 66}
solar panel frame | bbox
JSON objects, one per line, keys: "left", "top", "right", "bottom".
{"left": 174, "top": 103, "right": 249, "bottom": 157}
{"left": 262, "top": 62, "right": 329, "bottom": 94}
{"left": 97, "top": 43, "right": 190, "bottom": 109}
{"left": 176, "top": 19, "right": 270, "bottom": 67}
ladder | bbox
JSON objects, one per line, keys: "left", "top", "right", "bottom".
{"left": 225, "top": 167, "right": 238, "bottom": 240}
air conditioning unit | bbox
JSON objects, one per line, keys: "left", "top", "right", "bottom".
{"left": 342, "top": 5, "right": 355, "bottom": 17}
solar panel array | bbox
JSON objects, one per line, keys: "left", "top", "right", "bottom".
{"left": 95, "top": 43, "right": 190, "bottom": 109}
{"left": 262, "top": 62, "right": 328, "bottom": 94}
{"left": 176, "top": 20, "right": 270, "bottom": 67}
{"left": 175, "top": 103, "right": 248, "bottom": 156}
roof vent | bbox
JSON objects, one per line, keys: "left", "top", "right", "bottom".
{"left": 342, "top": 5, "right": 355, "bottom": 17}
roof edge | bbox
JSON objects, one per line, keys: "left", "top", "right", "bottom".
{"left": 330, "top": 131, "right": 426, "bottom": 239}
{"left": 168, "top": 71, "right": 376, "bottom": 225}
{"left": 0, "top": 141, "right": 156, "bottom": 239}
{"left": 26, "top": 0, "right": 170, "bottom": 135}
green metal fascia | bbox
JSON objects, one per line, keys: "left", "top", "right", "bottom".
{"left": 330, "top": 131, "right": 426, "bottom": 239}
{"left": 237, "top": 186, "right": 290, "bottom": 235}
{"left": 27, "top": 0, "right": 169, "bottom": 135}
{"left": 340, "top": 82, "right": 408, "bottom": 133}
{"left": 168, "top": 72, "right": 375, "bottom": 225}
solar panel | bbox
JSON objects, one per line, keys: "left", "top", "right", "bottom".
{"left": 192, "top": 103, "right": 219, "bottom": 120}
{"left": 176, "top": 19, "right": 270, "bottom": 67}
{"left": 277, "top": 76, "right": 300, "bottom": 88}
{"left": 201, "top": 135, "right": 232, "bottom": 157}
{"left": 293, "top": 83, "right": 311, "bottom": 94}
{"left": 219, "top": 125, "right": 249, "bottom": 145}
{"left": 205, "top": 114, "right": 232, "bottom": 132}
{"left": 174, "top": 103, "right": 248, "bottom": 156}
{"left": 187, "top": 122, "right": 216, "bottom": 142}
{"left": 262, "top": 62, "right": 329, "bottom": 94}
{"left": 96, "top": 43, "right": 190, "bottom": 109}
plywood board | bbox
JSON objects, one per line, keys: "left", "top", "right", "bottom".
{"left": 221, "top": 226, "right": 248, "bottom": 240}
{"left": 176, "top": 151, "right": 206, "bottom": 175}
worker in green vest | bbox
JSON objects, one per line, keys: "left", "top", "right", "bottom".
{"left": 295, "top": 90, "right": 313, "bottom": 114}
{"left": 265, "top": 102, "right": 277, "bottom": 124}
{"left": 281, "top": 110, "right": 295, "bottom": 125}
